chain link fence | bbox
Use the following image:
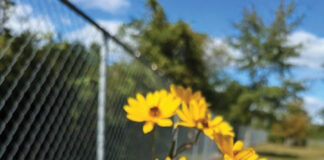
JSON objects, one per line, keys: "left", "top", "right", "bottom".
{"left": 0, "top": 0, "right": 175, "bottom": 159}
{"left": 0, "top": 0, "right": 100, "bottom": 160}
{"left": 0, "top": 0, "right": 268, "bottom": 160}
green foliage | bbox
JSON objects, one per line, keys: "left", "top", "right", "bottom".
{"left": 270, "top": 101, "right": 309, "bottom": 145}
{"left": 225, "top": 1, "right": 305, "bottom": 128}
{"left": 230, "top": 1, "right": 302, "bottom": 85}
{"left": 0, "top": 3, "right": 172, "bottom": 158}
{"left": 320, "top": 109, "right": 324, "bottom": 123}
{"left": 308, "top": 124, "right": 324, "bottom": 139}
{"left": 120, "top": 0, "right": 224, "bottom": 111}
{"left": 120, "top": 1, "right": 307, "bottom": 129}
{"left": 0, "top": 31, "right": 100, "bottom": 149}
{"left": 106, "top": 60, "right": 168, "bottom": 125}
{"left": 224, "top": 83, "right": 286, "bottom": 126}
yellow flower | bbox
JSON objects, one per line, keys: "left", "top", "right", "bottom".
{"left": 176, "top": 99, "right": 234, "bottom": 139}
{"left": 170, "top": 84, "right": 206, "bottom": 105}
{"left": 124, "top": 90, "right": 180, "bottom": 134}
{"left": 155, "top": 156, "right": 186, "bottom": 160}
{"left": 213, "top": 133, "right": 266, "bottom": 160}
{"left": 212, "top": 121, "right": 235, "bottom": 138}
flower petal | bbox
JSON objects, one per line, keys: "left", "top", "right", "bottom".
{"left": 126, "top": 114, "right": 145, "bottom": 122}
{"left": 143, "top": 122, "right": 154, "bottom": 134}
{"left": 214, "top": 133, "right": 234, "bottom": 157}
{"left": 223, "top": 154, "right": 233, "bottom": 160}
{"left": 235, "top": 148, "right": 257, "bottom": 160}
{"left": 233, "top": 141, "right": 244, "bottom": 154}
{"left": 179, "top": 156, "right": 187, "bottom": 160}
{"left": 175, "top": 122, "right": 195, "bottom": 128}
{"left": 211, "top": 116, "right": 223, "bottom": 126}
{"left": 157, "top": 119, "right": 173, "bottom": 127}
{"left": 160, "top": 95, "right": 179, "bottom": 118}
{"left": 176, "top": 110, "right": 190, "bottom": 122}
{"left": 181, "top": 102, "right": 190, "bottom": 118}
{"left": 136, "top": 93, "right": 146, "bottom": 104}
{"left": 127, "top": 98, "right": 139, "bottom": 107}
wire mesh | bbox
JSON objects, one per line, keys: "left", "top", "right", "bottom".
{"left": 0, "top": 0, "right": 174, "bottom": 160}
{"left": 0, "top": 0, "right": 270, "bottom": 160}
{"left": 0, "top": 0, "right": 100, "bottom": 160}
{"left": 105, "top": 38, "right": 173, "bottom": 160}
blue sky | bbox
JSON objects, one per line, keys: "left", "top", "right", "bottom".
{"left": 10, "top": 0, "right": 324, "bottom": 124}
{"left": 73, "top": 0, "right": 324, "bottom": 123}
{"left": 73, "top": 0, "right": 324, "bottom": 36}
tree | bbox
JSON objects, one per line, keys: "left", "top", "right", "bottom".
{"left": 320, "top": 108, "right": 324, "bottom": 124}
{"left": 270, "top": 101, "right": 309, "bottom": 146}
{"left": 230, "top": 1, "right": 303, "bottom": 87}
{"left": 120, "top": 0, "right": 222, "bottom": 111}
{"left": 227, "top": 1, "right": 305, "bottom": 127}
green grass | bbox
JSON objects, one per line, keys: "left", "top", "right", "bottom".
{"left": 255, "top": 140, "right": 324, "bottom": 160}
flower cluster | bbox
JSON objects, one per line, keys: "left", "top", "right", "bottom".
{"left": 124, "top": 84, "right": 266, "bottom": 160}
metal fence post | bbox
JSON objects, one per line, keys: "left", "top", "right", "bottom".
{"left": 98, "top": 34, "right": 108, "bottom": 160}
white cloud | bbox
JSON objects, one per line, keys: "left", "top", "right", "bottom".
{"left": 288, "top": 31, "right": 324, "bottom": 69}
{"left": 66, "top": 20, "right": 134, "bottom": 64}
{"left": 209, "top": 31, "right": 324, "bottom": 70}
{"left": 66, "top": 20, "right": 122, "bottom": 46}
{"left": 205, "top": 37, "right": 242, "bottom": 70}
{"left": 304, "top": 96, "right": 324, "bottom": 124}
{"left": 211, "top": 38, "right": 242, "bottom": 59}
{"left": 61, "top": 17, "right": 72, "bottom": 26}
{"left": 5, "top": 4, "right": 55, "bottom": 35}
{"left": 71, "top": 0, "right": 129, "bottom": 13}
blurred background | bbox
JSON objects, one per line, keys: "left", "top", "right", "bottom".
{"left": 0, "top": 0, "right": 324, "bottom": 160}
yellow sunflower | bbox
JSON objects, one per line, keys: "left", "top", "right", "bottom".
{"left": 213, "top": 133, "right": 267, "bottom": 160}
{"left": 170, "top": 84, "right": 206, "bottom": 105}
{"left": 175, "top": 99, "right": 234, "bottom": 139}
{"left": 155, "top": 156, "right": 186, "bottom": 160}
{"left": 124, "top": 90, "right": 180, "bottom": 134}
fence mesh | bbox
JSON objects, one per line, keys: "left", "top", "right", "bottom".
{"left": 0, "top": 1, "right": 101, "bottom": 160}
{"left": 0, "top": 0, "right": 173, "bottom": 159}
{"left": 0, "top": 0, "right": 268, "bottom": 160}
{"left": 105, "top": 39, "right": 172, "bottom": 160}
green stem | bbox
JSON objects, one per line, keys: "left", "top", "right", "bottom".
{"left": 172, "top": 130, "right": 201, "bottom": 158}
{"left": 168, "top": 127, "right": 178, "bottom": 158}
{"left": 152, "top": 128, "right": 156, "bottom": 160}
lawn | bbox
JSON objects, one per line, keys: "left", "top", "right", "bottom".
{"left": 255, "top": 140, "right": 324, "bottom": 160}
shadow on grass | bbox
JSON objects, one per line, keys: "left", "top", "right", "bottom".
{"left": 258, "top": 151, "right": 298, "bottom": 159}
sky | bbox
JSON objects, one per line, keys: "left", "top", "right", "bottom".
{"left": 8, "top": 0, "right": 324, "bottom": 124}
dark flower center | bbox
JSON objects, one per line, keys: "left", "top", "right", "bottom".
{"left": 198, "top": 119, "right": 209, "bottom": 128}
{"left": 149, "top": 106, "right": 161, "bottom": 117}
